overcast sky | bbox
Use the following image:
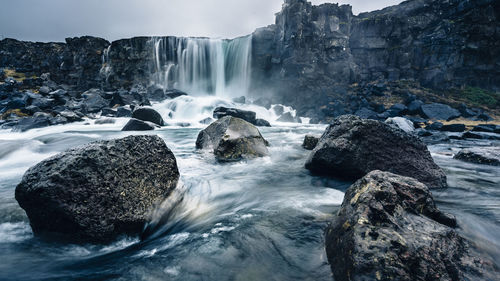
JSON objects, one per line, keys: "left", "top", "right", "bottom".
{"left": 0, "top": 0, "right": 402, "bottom": 42}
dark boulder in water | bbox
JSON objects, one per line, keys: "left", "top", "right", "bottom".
{"left": 121, "top": 118, "right": 157, "bottom": 131}
{"left": 213, "top": 107, "right": 257, "bottom": 125}
{"left": 305, "top": 115, "right": 447, "bottom": 189}
{"left": 325, "top": 171, "right": 494, "bottom": 281}
{"left": 165, "top": 89, "right": 188, "bottom": 99}
{"left": 15, "top": 135, "right": 179, "bottom": 243}
{"left": 132, "top": 107, "right": 165, "bottom": 126}
{"left": 454, "top": 147, "right": 500, "bottom": 166}
{"left": 302, "top": 135, "right": 319, "bottom": 150}
{"left": 255, "top": 118, "right": 271, "bottom": 127}
{"left": 13, "top": 116, "right": 51, "bottom": 132}
{"left": 196, "top": 116, "right": 269, "bottom": 162}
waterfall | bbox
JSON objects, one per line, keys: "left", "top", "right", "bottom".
{"left": 151, "top": 36, "right": 252, "bottom": 97}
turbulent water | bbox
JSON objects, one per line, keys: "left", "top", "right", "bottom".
{"left": 0, "top": 95, "right": 499, "bottom": 280}
{"left": 2, "top": 34, "right": 499, "bottom": 280}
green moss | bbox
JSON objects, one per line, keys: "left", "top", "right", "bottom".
{"left": 461, "top": 87, "right": 499, "bottom": 108}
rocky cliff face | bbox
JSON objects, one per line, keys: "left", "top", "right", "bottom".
{"left": 251, "top": 0, "right": 500, "bottom": 114}
{"left": 0, "top": 36, "right": 110, "bottom": 90}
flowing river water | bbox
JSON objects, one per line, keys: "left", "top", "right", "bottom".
{"left": 0, "top": 96, "right": 498, "bottom": 280}
{"left": 1, "top": 35, "right": 499, "bottom": 280}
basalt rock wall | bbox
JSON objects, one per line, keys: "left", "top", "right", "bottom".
{"left": 251, "top": 0, "right": 500, "bottom": 112}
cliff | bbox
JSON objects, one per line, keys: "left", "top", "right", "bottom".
{"left": 251, "top": 0, "right": 499, "bottom": 115}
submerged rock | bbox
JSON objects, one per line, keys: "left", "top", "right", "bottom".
{"left": 121, "top": 118, "right": 157, "bottom": 131}
{"left": 196, "top": 116, "right": 269, "bottom": 161}
{"left": 131, "top": 107, "right": 165, "bottom": 126}
{"left": 454, "top": 147, "right": 500, "bottom": 166}
{"left": 305, "top": 115, "right": 447, "bottom": 189}
{"left": 302, "top": 135, "right": 319, "bottom": 150}
{"left": 325, "top": 171, "right": 493, "bottom": 281}
{"left": 15, "top": 135, "right": 179, "bottom": 243}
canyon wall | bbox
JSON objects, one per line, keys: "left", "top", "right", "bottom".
{"left": 251, "top": 0, "right": 500, "bottom": 114}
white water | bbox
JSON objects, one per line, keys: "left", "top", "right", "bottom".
{"left": 151, "top": 36, "right": 252, "bottom": 98}
{"left": 152, "top": 95, "right": 299, "bottom": 126}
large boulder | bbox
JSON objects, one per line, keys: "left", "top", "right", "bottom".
{"left": 420, "top": 103, "right": 461, "bottom": 121}
{"left": 131, "top": 107, "right": 165, "bottom": 126}
{"left": 196, "top": 116, "right": 269, "bottom": 161}
{"left": 325, "top": 171, "right": 493, "bottom": 281}
{"left": 305, "top": 115, "right": 447, "bottom": 189}
{"left": 15, "top": 135, "right": 179, "bottom": 243}
{"left": 454, "top": 147, "right": 500, "bottom": 166}
{"left": 213, "top": 107, "right": 257, "bottom": 125}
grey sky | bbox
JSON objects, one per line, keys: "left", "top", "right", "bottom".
{"left": 0, "top": 0, "right": 402, "bottom": 42}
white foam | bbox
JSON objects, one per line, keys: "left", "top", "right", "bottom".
{"left": 0, "top": 222, "right": 32, "bottom": 243}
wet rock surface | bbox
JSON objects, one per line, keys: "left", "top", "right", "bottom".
{"left": 131, "top": 107, "right": 165, "bottom": 126}
{"left": 305, "top": 115, "right": 447, "bottom": 189}
{"left": 454, "top": 147, "right": 500, "bottom": 166}
{"left": 302, "top": 135, "right": 319, "bottom": 150}
{"left": 15, "top": 135, "right": 179, "bottom": 243}
{"left": 121, "top": 118, "right": 157, "bottom": 131}
{"left": 325, "top": 171, "right": 495, "bottom": 281}
{"left": 196, "top": 116, "right": 269, "bottom": 161}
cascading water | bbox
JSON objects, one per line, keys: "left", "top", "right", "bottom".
{"left": 100, "top": 35, "right": 301, "bottom": 124}
{"left": 151, "top": 36, "right": 252, "bottom": 98}
{"left": 149, "top": 35, "right": 302, "bottom": 125}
